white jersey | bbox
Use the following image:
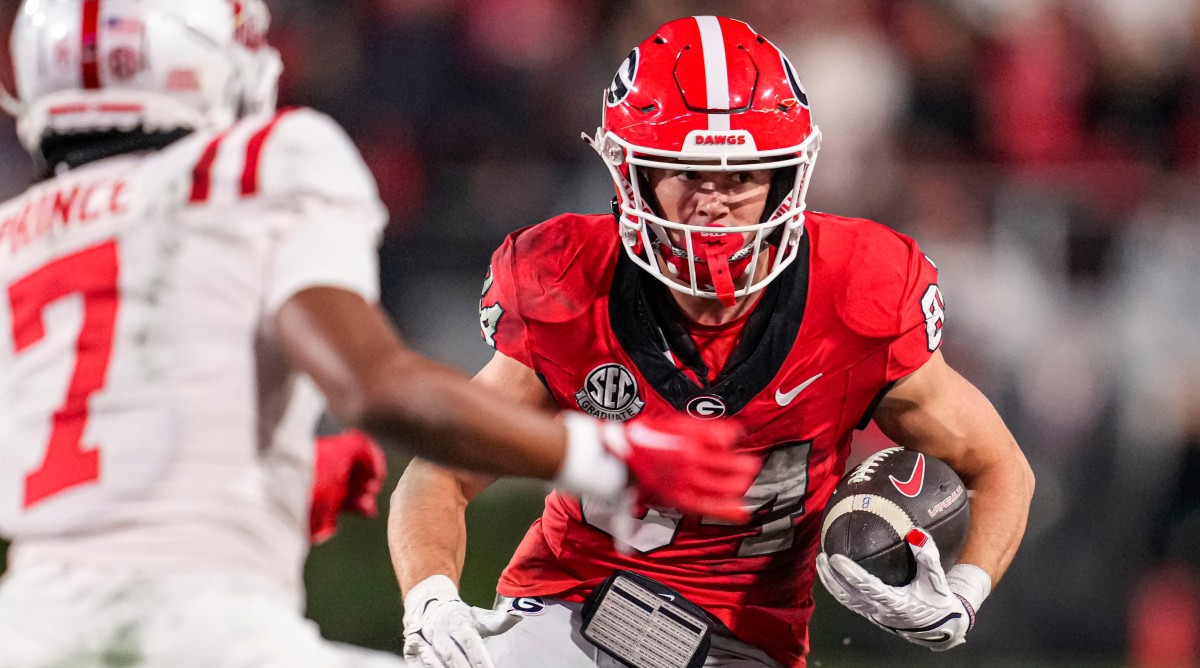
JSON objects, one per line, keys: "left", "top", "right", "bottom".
{"left": 0, "top": 107, "right": 385, "bottom": 600}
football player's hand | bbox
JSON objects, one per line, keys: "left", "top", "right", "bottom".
{"left": 816, "top": 529, "right": 978, "bottom": 651}
{"left": 402, "top": 575, "right": 519, "bottom": 668}
{"left": 309, "top": 430, "right": 387, "bottom": 544}
{"left": 615, "top": 414, "right": 756, "bottom": 523}
{"left": 557, "top": 412, "right": 756, "bottom": 522}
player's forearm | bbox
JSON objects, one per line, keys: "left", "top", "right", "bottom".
{"left": 354, "top": 350, "right": 565, "bottom": 481}
{"left": 918, "top": 397, "right": 1034, "bottom": 585}
{"left": 955, "top": 445, "right": 1034, "bottom": 585}
{"left": 939, "top": 385, "right": 1035, "bottom": 585}
{"left": 388, "top": 460, "right": 474, "bottom": 594}
{"left": 877, "top": 354, "right": 1035, "bottom": 585}
{"left": 275, "top": 288, "right": 566, "bottom": 480}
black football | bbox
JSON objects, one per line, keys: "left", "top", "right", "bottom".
{"left": 821, "top": 447, "right": 969, "bottom": 586}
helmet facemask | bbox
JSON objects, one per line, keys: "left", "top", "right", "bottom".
{"left": 588, "top": 127, "right": 820, "bottom": 306}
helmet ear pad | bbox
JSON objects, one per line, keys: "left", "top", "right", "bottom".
{"left": 762, "top": 166, "right": 796, "bottom": 246}
{"left": 763, "top": 167, "right": 796, "bottom": 223}
{"left": 634, "top": 168, "right": 667, "bottom": 219}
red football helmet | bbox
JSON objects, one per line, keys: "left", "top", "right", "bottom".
{"left": 585, "top": 16, "right": 820, "bottom": 304}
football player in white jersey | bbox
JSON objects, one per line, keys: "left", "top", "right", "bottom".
{"left": 0, "top": 2, "right": 760, "bottom": 667}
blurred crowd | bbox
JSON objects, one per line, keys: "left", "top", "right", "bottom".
{"left": 0, "top": 0, "right": 1197, "bottom": 665}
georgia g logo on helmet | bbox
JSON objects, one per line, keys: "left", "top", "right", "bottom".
{"left": 606, "top": 48, "right": 639, "bottom": 107}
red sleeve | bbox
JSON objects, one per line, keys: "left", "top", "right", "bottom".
{"left": 479, "top": 235, "right": 534, "bottom": 369}
{"left": 884, "top": 247, "right": 943, "bottom": 382}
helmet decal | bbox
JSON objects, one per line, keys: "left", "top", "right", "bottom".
{"left": 227, "top": 0, "right": 268, "bottom": 49}
{"left": 606, "top": 48, "right": 638, "bottom": 107}
{"left": 780, "top": 54, "right": 809, "bottom": 108}
{"left": 107, "top": 46, "right": 144, "bottom": 82}
{"left": 103, "top": 13, "right": 150, "bottom": 83}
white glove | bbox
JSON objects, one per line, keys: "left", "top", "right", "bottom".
{"left": 815, "top": 528, "right": 991, "bottom": 651}
{"left": 402, "top": 575, "right": 519, "bottom": 668}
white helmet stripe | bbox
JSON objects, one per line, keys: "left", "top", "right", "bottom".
{"left": 695, "top": 15, "right": 730, "bottom": 131}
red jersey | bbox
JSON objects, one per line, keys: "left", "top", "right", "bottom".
{"left": 479, "top": 212, "right": 943, "bottom": 668}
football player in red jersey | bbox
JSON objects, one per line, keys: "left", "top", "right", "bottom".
{"left": 390, "top": 15, "right": 1035, "bottom": 668}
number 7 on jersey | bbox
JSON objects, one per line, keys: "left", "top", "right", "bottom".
{"left": 8, "top": 241, "right": 119, "bottom": 507}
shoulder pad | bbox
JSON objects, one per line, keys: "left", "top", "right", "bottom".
{"left": 480, "top": 214, "right": 617, "bottom": 365}
{"left": 503, "top": 213, "right": 618, "bottom": 324}
{"left": 810, "top": 213, "right": 937, "bottom": 340}
{"left": 182, "top": 107, "right": 382, "bottom": 209}
{"left": 252, "top": 108, "right": 381, "bottom": 205}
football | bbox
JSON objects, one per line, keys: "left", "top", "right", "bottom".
{"left": 820, "top": 447, "right": 970, "bottom": 586}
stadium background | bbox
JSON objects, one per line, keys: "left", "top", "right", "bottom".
{"left": 1, "top": 0, "right": 1199, "bottom": 666}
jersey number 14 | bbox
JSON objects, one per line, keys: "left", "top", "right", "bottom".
{"left": 584, "top": 440, "right": 813, "bottom": 556}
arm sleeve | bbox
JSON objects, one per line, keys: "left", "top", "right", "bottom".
{"left": 260, "top": 109, "right": 388, "bottom": 313}
{"left": 884, "top": 247, "right": 943, "bottom": 382}
{"left": 479, "top": 235, "right": 534, "bottom": 369}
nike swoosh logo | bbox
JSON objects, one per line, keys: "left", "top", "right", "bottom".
{"left": 878, "top": 611, "right": 962, "bottom": 642}
{"left": 889, "top": 453, "right": 926, "bottom": 497}
{"left": 775, "top": 373, "right": 823, "bottom": 406}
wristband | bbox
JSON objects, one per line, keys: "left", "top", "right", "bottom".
{"left": 946, "top": 563, "right": 992, "bottom": 621}
{"left": 403, "top": 574, "right": 460, "bottom": 627}
{"left": 554, "top": 412, "right": 628, "bottom": 498}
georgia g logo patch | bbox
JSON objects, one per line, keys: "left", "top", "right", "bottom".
{"left": 686, "top": 395, "right": 726, "bottom": 420}
{"left": 508, "top": 597, "right": 546, "bottom": 616}
{"left": 606, "top": 48, "right": 639, "bottom": 107}
{"left": 575, "top": 363, "right": 645, "bottom": 421}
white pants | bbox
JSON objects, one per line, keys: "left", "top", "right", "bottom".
{"left": 0, "top": 562, "right": 405, "bottom": 668}
{"left": 483, "top": 596, "right": 784, "bottom": 668}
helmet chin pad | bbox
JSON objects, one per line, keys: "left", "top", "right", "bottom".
{"left": 662, "top": 231, "right": 748, "bottom": 307}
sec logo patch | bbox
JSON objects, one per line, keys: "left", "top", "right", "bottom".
{"left": 575, "top": 364, "right": 645, "bottom": 421}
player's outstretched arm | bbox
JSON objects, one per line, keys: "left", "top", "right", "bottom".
{"left": 277, "top": 287, "right": 569, "bottom": 479}
{"left": 277, "top": 288, "right": 757, "bottom": 518}
{"left": 818, "top": 350, "right": 1034, "bottom": 650}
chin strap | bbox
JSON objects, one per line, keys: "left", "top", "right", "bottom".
{"left": 696, "top": 231, "right": 741, "bottom": 307}
{"left": 655, "top": 231, "right": 767, "bottom": 305}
